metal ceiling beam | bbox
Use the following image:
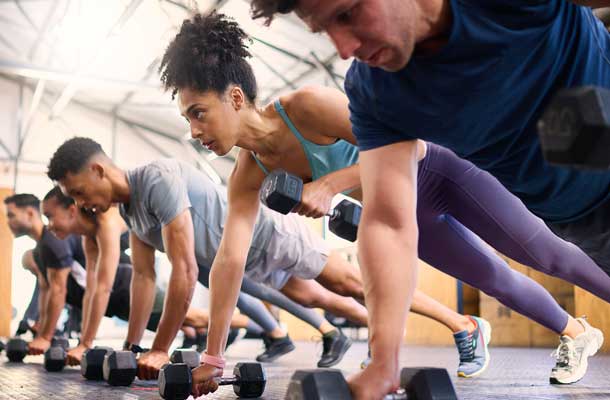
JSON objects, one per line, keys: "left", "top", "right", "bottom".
{"left": 262, "top": 52, "right": 341, "bottom": 103}
{"left": 13, "top": 0, "right": 39, "bottom": 32}
{"left": 253, "top": 52, "right": 296, "bottom": 90}
{"left": 124, "top": 123, "right": 172, "bottom": 158}
{"left": 310, "top": 51, "right": 343, "bottom": 92}
{"left": 0, "top": 139, "right": 13, "bottom": 158}
{"left": 0, "top": 59, "right": 161, "bottom": 91}
{"left": 0, "top": 73, "right": 189, "bottom": 161}
{"left": 114, "top": 114, "right": 181, "bottom": 143}
{"left": 0, "top": 32, "right": 21, "bottom": 56}
{"left": 162, "top": 0, "right": 230, "bottom": 14}
{"left": 28, "top": 0, "right": 61, "bottom": 61}
{"left": 113, "top": 57, "right": 160, "bottom": 113}
{"left": 1, "top": 69, "right": 228, "bottom": 183}
{"left": 165, "top": 0, "right": 314, "bottom": 69}
{"left": 252, "top": 36, "right": 316, "bottom": 68}
{"left": 20, "top": 78, "right": 46, "bottom": 144}
{"left": 49, "top": 0, "right": 146, "bottom": 119}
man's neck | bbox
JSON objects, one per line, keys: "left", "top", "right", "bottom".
{"left": 30, "top": 219, "right": 44, "bottom": 242}
{"left": 110, "top": 167, "right": 131, "bottom": 205}
{"left": 415, "top": 0, "right": 452, "bottom": 55}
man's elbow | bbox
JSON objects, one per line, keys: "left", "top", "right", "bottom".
{"left": 186, "top": 262, "right": 198, "bottom": 287}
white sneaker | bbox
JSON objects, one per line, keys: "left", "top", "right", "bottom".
{"left": 550, "top": 317, "right": 604, "bottom": 384}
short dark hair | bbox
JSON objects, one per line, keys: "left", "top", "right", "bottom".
{"left": 4, "top": 193, "right": 40, "bottom": 211}
{"left": 47, "top": 137, "right": 105, "bottom": 181}
{"left": 250, "top": 0, "right": 298, "bottom": 25}
{"left": 159, "top": 11, "right": 258, "bottom": 102}
{"left": 43, "top": 186, "right": 75, "bottom": 209}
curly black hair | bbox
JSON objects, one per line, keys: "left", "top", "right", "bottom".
{"left": 47, "top": 137, "right": 105, "bottom": 181}
{"left": 3, "top": 193, "right": 40, "bottom": 211}
{"left": 43, "top": 186, "right": 75, "bottom": 209}
{"left": 250, "top": 0, "right": 298, "bottom": 26}
{"left": 159, "top": 11, "right": 258, "bottom": 102}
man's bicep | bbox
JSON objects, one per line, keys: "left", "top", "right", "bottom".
{"left": 161, "top": 209, "right": 195, "bottom": 264}
{"left": 359, "top": 141, "right": 419, "bottom": 227}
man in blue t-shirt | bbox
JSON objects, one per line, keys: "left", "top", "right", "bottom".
{"left": 249, "top": 0, "right": 610, "bottom": 397}
{"left": 4, "top": 193, "right": 87, "bottom": 355}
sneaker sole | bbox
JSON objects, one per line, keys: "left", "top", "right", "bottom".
{"left": 317, "top": 337, "right": 353, "bottom": 368}
{"left": 458, "top": 318, "right": 492, "bottom": 378}
{"left": 550, "top": 327, "right": 604, "bottom": 385}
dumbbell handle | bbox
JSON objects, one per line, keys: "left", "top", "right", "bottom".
{"left": 213, "top": 376, "right": 242, "bottom": 386}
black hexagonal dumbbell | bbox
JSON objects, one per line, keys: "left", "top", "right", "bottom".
{"left": 260, "top": 170, "right": 361, "bottom": 241}
{"left": 538, "top": 86, "right": 610, "bottom": 169}
{"left": 286, "top": 367, "right": 457, "bottom": 400}
{"left": 6, "top": 337, "right": 28, "bottom": 362}
{"left": 103, "top": 350, "right": 137, "bottom": 386}
{"left": 170, "top": 348, "right": 200, "bottom": 369}
{"left": 81, "top": 346, "right": 114, "bottom": 380}
{"left": 159, "top": 362, "right": 266, "bottom": 400}
{"left": 44, "top": 336, "right": 71, "bottom": 372}
{"left": 50, "top": 336, "right": 70, "bottom": 350}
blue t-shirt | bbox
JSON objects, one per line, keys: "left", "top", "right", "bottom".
{"left": 345, "top": 0, "right": 610, "bottom": 223}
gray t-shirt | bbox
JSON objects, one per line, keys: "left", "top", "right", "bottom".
{"left": 119, "top": 159, "right": 329, "bottom": 286}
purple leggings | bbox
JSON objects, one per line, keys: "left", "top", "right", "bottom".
{"left": 418, "top": 144, "right": 610, "bottom": 333}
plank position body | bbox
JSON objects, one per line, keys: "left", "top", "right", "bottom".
{"left": 247, "top": 0, "right": 610, "bottom": 397}
{"left": 41, "top": 186, "right": 252, "bottom": 365}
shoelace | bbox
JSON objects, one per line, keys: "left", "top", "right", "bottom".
{"left": 551, "top": 339, "right": 577, "bottom": 371}
{"left": 456, "top": 335, "right": 475, "bottom": 362}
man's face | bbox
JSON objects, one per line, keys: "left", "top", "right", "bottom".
{"left": 42, "top": 198, "right": 77, "bottom": 240}
{"left": 5, "top": 203, "right": 34, "bottom": 237}
{"left": 59, "top": 165, "right": 113, "bottom": 214}
{"left": 297, "top": 0, "right": 416, "bottom": 71}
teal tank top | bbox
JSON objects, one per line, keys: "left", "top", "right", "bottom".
{"left": 251, "top": 100, "right": 359, "bottom": 182}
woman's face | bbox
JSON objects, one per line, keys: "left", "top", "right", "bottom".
{"left": 178, "top": 87, "right": 242, "bottom": 156}
{"left": 42, "top": 198, "right": 78, "bottom": 239}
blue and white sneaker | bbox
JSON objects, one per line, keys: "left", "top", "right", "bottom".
{"left": 550, "top": 317, "right": 603, "bottom": 384}
{"left": 454, "top": 316, "right": 492, "bottom": 378}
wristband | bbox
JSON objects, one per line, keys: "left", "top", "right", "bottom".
{"left": 201, "top": 352, "right": 226, "bottom": 369}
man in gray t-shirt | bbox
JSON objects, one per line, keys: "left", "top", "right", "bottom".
{"left": 122, "top": 158, "right": 330, "bottom": 288}
{"left": 48, "top": 137, "right": 370, "bottom": 377}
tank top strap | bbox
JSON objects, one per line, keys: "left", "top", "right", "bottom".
{"left": 274, "top": 100, "right": 309, "bottom": 146}
{"left": 250, "top": 151, "right": 270, "bottom": 176}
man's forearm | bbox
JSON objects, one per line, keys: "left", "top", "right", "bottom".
{"left": 80, "top": 288, "right": 111, "bottom": 347}
{"left": 80, "top": 290, "right": 92, "bottom": 342}
{"left": 358, "top": 218, "right": 418, "bottom": 371}
{"left": 37, "top": 287, "right": 49, "bottom": 331}
{"left": 40, "top": 287, "right": 66, "bottom": 340}
{"left": 151, "top": 263, "right": 196, "bottom": 352}
{"left": 126, "top": 272, "right": 156, "bottom": 345}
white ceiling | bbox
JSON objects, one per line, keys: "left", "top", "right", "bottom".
{"left": 0, "top": 0, "right": 351, "bottom": 185}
